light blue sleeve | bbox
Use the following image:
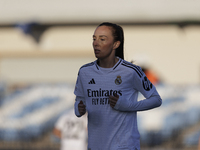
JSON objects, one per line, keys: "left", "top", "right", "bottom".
{"left": 114, "top": 67, "right": 162, "bottom": 112}
{"left": 114, "top": 89, "right": 162, "bottom": 112}
{"left": 74, "top": 69, "right": 86, "bottom": 117}
{"left": 133, "top": 67, "right": 156, "bottom": 99}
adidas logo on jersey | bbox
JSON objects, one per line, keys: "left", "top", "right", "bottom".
{"left": 88, "top": 78, "right": 95, "bottom": 84}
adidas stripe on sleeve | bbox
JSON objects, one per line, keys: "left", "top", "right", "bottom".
{"left": 114, "top": 60, "right": 161, "bottom": 112}
{"left": 121, "top": 60, "right": 155, "bottom": 98}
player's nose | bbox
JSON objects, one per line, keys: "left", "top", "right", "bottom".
{"left": 93, "top": 39, "right": 99, "bottom": 47}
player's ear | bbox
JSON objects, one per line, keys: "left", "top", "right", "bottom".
{"left": 113, "top": 41, "right": 120, "bottom": 50}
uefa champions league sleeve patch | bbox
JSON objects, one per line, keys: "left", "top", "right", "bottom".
{"left": 142, "top": 76, "right": 153, "bottom": 91}
{"left": 115, "top": 75, "right": 122, "bottom": 85}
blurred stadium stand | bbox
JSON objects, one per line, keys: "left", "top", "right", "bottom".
{"left": 0, "top": 84, "right": 75, "bottom": 149}
{"left": 0, "top": 84, "right": 199, "bottom": 149}
{"left": 0, "top": 28, "right": 37, "bottom": 51}
{"left": 0, "top": 25, "right": 200, "bottom": 85}
{"left": 0, "top": 0, "right": 200, "bottom": 149}
{"left": 0, "top": 0, "right": 200, "bottom": 24}
{"left": 138, "top": 85, "right": 200, "bottom": 148}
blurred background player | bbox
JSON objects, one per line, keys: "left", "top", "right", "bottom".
{"left": 53, "top": 108, "right": 87, "bottom": 150}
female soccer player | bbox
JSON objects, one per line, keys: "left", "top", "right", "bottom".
{"left": 74, "top": 22, "right": 162, "bottom": 150}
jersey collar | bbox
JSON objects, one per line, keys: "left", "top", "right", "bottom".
{"left": 95, "top": 57, "right": 122, "bottom": 71}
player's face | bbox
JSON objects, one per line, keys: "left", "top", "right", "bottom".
{"left": 92, "top": 26, "right": 116, "bottom": 59}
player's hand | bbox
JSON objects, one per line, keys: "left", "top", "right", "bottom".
{"left": 109, "top": 93, "right": 119, "bottom": 108}
{"left": 78, "top": 101, "right": 86, "bottom": 115}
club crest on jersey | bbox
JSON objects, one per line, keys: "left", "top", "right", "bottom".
{"left": 115, "top": 76, "right": 122, "bottom": 85}
{"left": 142, "top": 76, "right": 153, "bottom": 91}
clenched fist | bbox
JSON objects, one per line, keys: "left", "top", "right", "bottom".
{"left": 78, "top": 101, "right": 86, "bottom": 115}
{"left": 109, "top": 93, "right": 119, "bottom": 108}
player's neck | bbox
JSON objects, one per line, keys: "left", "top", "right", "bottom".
{"left": 98, "top": 57, "right": 119, "bottom": 68}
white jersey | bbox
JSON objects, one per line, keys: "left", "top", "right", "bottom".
{"left": 55, "top": 109, "right": 87, "bottom": 150}
{"left": 74, "top": 58, "right": 159, "bottom": 150}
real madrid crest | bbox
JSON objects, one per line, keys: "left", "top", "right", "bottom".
{"left": 115, "top": 75, "right": 122, "bottom": 85}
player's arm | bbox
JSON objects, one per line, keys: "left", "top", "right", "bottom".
{"left": 53, "top": 127, "right": 61, "bottom": 139}
{"left": 110, "top": 89, "right": 162, "bottom": 111}
{"left": 74, "top": 69, "right": 86, "bottom": 117}
{"left": 198, "top": 137, "right": 200, "bottom": 150}
{"left": 134, "top": 89, "right": 162, "bottom": 111}
{"left": 110, "top": 67, "right": 162, "bottom": 111}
